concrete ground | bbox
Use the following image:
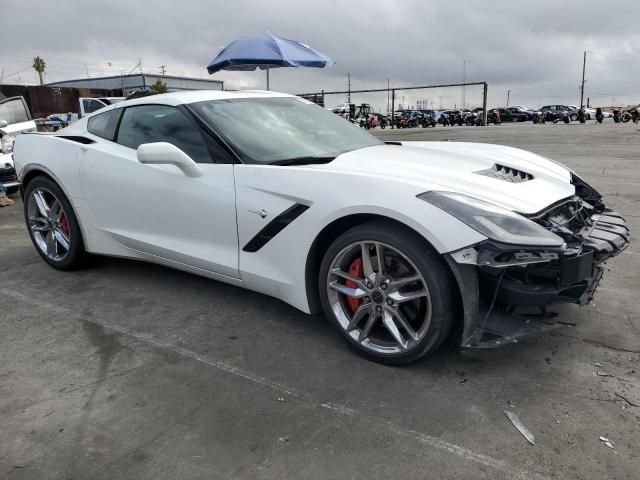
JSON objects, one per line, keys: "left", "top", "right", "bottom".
{"left": 1, "top": 122, "right": 639, "bottom": 479}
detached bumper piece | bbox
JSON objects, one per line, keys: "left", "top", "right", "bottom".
{"left": 448, "top": 198, "right": 629, "bottom": 349}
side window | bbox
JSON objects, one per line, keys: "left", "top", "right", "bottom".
{"left": 83, "top": 98, "right": 107, "bottom": 115}
{"left": 87, "top": 108, "right": 122, "bottom": 141}
{"left": 116, "top": 105, "right": 211, "bottom": 163}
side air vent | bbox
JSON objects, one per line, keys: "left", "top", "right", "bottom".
{"left": 58, "top": 135, "right": 96, "bottom": 144}
{"left": 475, "top": 163, "right": 534, "bottom": 183}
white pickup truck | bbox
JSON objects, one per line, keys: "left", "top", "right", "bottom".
{"left": 0, "top": 96, "right": 37, "bottom": 194}
{"left": 79, "top": 96, "right": 125, "bottom": 118}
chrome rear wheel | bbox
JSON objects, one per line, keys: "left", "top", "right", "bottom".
{"left": 24, "top": 176, "right": 88, "bottom": 270}
{"left": 27, "top": 187, "right": 71, "bottom": 262}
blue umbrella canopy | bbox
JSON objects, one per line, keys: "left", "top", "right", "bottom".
{"left": 206, "top": 32, "right": 333, "bottom": 74}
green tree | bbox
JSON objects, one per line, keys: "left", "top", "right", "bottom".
{"left": 150, "top": 80, "right": 168, "bottom": 94}
{"left": 32, "top": 56, "right": 46, "bottom": 85}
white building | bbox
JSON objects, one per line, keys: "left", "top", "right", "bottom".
{"left": 46, "top": 73, "right": 223, "bottom": 95}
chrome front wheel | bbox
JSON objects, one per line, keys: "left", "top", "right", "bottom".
{"left": 326, "top": 240, "right": 432, "bottom": 355}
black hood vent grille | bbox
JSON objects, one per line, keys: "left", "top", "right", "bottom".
{"left": 475, "top": 163, "right": 534, "bottom": 183}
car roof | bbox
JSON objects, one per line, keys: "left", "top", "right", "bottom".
{"left": 113, "top": 89, "right": 295, "bottom": 109}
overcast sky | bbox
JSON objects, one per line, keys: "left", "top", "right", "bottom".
{"left": 1, "top": 0, "right": 639, "bottom": 110}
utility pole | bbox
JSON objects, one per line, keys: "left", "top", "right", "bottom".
{"left": 159, "top": 65, "right": 166, "bottom": 76}
{"left": 579, "top": 51, "right": 587, "bottom": 108}
{"left": 346, "top": 73, "right": 351, "bottom": 103}
{"left": 506, "top": 90, "right": 511, "bottom": 107}
{"left": 32, "top": 56, "right": 46, "bottom": 85}
{"left": 462, "top": 58, "right": 466, "bottom": 109}
{"left": 387, "top": 78, "right": 390, "bottom": 115}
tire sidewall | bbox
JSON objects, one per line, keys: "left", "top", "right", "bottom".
{"left": 23, "top": 177, "right": 86, "bottom": 270}
{"left": 318, "top": 221, "right": 455, "bottom": 365}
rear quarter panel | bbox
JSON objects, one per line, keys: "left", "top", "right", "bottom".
{"left": 14, "top": 134, "right": 85, "bottom": 200}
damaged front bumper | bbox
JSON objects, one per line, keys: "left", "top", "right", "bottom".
{"left": 447, "top": 202, "right": 630, "bottom": 349}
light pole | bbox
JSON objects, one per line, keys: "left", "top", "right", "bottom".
{"left": 346, "top": 73, "right": 351, "bottom": 103}
{"left": 506, "top": 90, "right": 511, "bottom": 107}
{"left": 462, "top": 58, "right": 466, "bottom": 109}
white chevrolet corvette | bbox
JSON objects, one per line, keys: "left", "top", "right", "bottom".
{"left": 13, "top": 90, "right": 629, "bottom": 364}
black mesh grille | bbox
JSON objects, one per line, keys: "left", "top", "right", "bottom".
{"left": 476, "top": 163, "right": 534, "bottom": 183}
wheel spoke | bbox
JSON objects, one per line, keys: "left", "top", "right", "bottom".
{"left": 387, "top": 307, "right": 419, "bottom": 341}
{"left": 54, "top": 229, "right": 70, "bottom": 252}
{"left": 382, "top": 310, "right": 408, "bottom": 349}
{"left": 360, "top": 242, "right": 376, "bottom": 278}
{"left": 348, "top": 303, "right": 370, "bottom": 331}
{"left": 29, "top": 216, "right": 50, "bottom": 232}
{"left": 388, "top": 288, "right": 428, "bottom": 304}
{"left": 45, "top": 230, "right": 57, "bottom": 256}
{"left": 328, "top": 281, "right": 367, "bottom": 299}
{"left": 49, "top": 200, "right": 63, "bottom": 221}
{"left": 33, "top": 190, "right": 50, "bottom": 217}
{"left": 388, "top": 275, "right": 421, "bottom": 292}
{"left": 358, "top": 311, "right": 378, "bottom": 342}
{"left": 330, "top": 268, "right": 367, "bottom": 290}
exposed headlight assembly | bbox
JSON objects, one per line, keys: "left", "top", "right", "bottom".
{"left": 418, "top": 191, "right": 564, "bottom": 247}
{"left": 1, "top": 134, "right": 15, "bottom": 154}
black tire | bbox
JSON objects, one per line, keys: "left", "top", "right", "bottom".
{"left": 23, "top": 176, "right": 89, "bottom": 270}
{"left": 318, "top": 220, "right": 457, "bottom": 365}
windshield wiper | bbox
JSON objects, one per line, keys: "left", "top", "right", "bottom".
{"left": 271, "top": 156, "right": 336, "bottom": 166}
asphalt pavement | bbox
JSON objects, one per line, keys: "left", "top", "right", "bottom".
{"left": 1, "top": 121, "right": 638, "bottom": 479}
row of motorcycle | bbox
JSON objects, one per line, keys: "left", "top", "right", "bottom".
{"left": 529, "top": 107, "right": 639, "bottom": 125}
{"left": 353, "top": 111, "right": 485, "bottom": 129}
{"left": 347, "top": 105, "right": 640, "bottom": 129}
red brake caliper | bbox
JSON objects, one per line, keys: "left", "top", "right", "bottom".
{"left": 345, "top": 257, "right": 363, "bottom": 313}
{"left": 59, "top": 213, "right": 70, "bottom": 236}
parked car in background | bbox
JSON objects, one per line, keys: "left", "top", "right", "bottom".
{"left": 488, "top": 108, "right": 529, "bottom": 122}
{"left": 568, "top": 105, "right": 595, "bottom": 120}
{"left": 508, "top": 106, "right": 539, "bottom": 120}
{"left": 0, "top": 96, "right": 37, "bottom": 194}
{"left": 540, "top": 105, "right": 579, "bottom": 121}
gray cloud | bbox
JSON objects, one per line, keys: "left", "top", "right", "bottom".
{"left": 1, "top": 0, "right": 639, "bottom": 109}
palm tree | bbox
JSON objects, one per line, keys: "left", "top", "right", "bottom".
{"left": 32, "top": 56, "right": 46, "bottom": 85}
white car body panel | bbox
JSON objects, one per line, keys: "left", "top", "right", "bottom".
{"left": 13, "top": 90, "right": 580, "bottom": 314}
{"left": 78, "top": 133, "right": 239, "bottom": 279}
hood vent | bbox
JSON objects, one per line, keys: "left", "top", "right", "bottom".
{"left": 475, "top": 163, "right": 534, "bottom": 183}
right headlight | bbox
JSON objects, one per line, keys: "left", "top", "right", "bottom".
{"left": 418, "top": 191, "right": 564, "bottom": 247}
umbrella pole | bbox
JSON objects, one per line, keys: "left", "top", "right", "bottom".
{"left": 266, "top": 67, "right": 270, "bottom": 91}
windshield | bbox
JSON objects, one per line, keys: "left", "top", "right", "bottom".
{"left": 190, "top": 96, "right": 382, "bottom": 164}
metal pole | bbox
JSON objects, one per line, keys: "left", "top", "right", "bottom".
{"left": 266, "top": 68, "right": 270, "bottom": 91}
{"left": 506, "top": 90, "right": 511, "bottom": 107}
{"left": 347, "top": 73, "right": 351, "bottom": 103}
{"left": 391, "top": 89, "right": 395, "bottom": 129}
{"left": 384, "top": 79, "right": 390, "bottom": 115}
{"left": 462, "top": 58, "right": 466, "bottom": 110}
{"left": 579, "top": 51, "right": 586, "bottom": 108}
{"left": 321, "top": 89, "right": 325, "bottom": 108}
{"left": 482, "top": 83, "right": 488, "bottom": 126}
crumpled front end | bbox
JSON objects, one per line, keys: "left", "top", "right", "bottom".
{"left": 447, "top": 177, "right": 630, "bottom": 349}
